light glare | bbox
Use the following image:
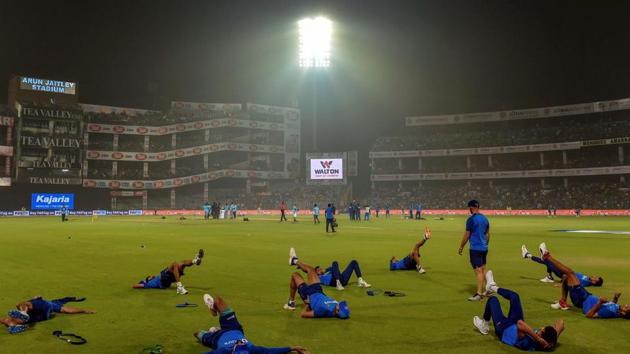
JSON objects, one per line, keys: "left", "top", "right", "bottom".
{"left": 298, "top": 17, "right": 332, "bottom": 68}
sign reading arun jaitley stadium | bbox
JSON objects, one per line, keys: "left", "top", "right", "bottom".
{"left": 19, "top": 76, "right": 77, "bottom": 95}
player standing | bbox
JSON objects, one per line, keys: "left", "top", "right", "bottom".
{"left": 312, "top": 204, "right": 320, "bottom": 224}
{"left": 458, "top": 199, "right": 490, "bottom": 301}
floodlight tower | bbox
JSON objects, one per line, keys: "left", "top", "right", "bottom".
{"left": 298, "top": 16, "right": 331, "bottom": 151}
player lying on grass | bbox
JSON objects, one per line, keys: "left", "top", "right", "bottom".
{"left": 0, "top": 296, "right": 95, "bottom": 334}
{"left": 389, "top": 226, "right": 430, "bottom": 274}
{"left": 473, "top": 270, "right": 563, "bottom": 351}
{"left": 133, "top": 249, "right": 204, "bottom": 295}
{"left": 196, "top": 293, "right": 310, "bottom": 354}
{"left": 312, "top": 259, "right": 371, "bottom": 290}
{"left": 521, "top": 244, "right": 604, "bottom": 285}
{"left": 540, "top": 243, "right": 630, "bottom": 319}
{"left": 283, "top": 248, "right": 350, "bottom": 319}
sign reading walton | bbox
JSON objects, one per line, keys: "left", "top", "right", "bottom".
{"left": 19, "top": 76, "right": 77, "bottom": 95}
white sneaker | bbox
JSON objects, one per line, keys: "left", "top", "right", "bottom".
{"left": 540, "top": 275, "right": 555, "bottom": 283}
{"left": 177, "top": 286, "right": 188, "bottom": 295}
{"left": 550, "top": 300, "right": 569, "bottom": 310}
{"left": 203, "top": 294, "right": 215, "bottom": 311}
{"left": 208, "top": 326, "right": 220, "bottom": 334}
{"left": 521, "top": 245, "right": 531, "bottom": 259}
{"left": 357, "top": 278, "right": 371, "bottom": 288}
{"left": 539, "top": 242, "right": 548, "bottom": 258}
{"left": 336, "top": 280, "right": 345, "bottom": 291}
{"left": 468, "top": 294, "right": 483, "bottom": 301}
{"left": 283, "top": 300, "right": 296, "bottom": 311}
{"left": 417, "top": 266, "right": 426, "bottom": 274}
{"left": 473, "top": 316, "right": 490, "bottom": 335}
{"left": 289, "top": 248, "right": 298, "bottom": 266}
{"left": 485, "top": 270, "right": 497, "bottom": 295}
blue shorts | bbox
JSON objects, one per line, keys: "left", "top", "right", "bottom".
{"left": 469, "top": 250, "right": 488, "bottom": 269}
{"left": 298, "top": 283, "right": 323, "bottom": 301}
{"left": 201, "top": 311, "right": 243, "bottom": 348}
{"left": 141, "top": 275, "right": 164, "bottom": 289}
{"left": 159, "top": 269, "right": 177, "bottom": 288}
{"left": 390, "top": 256, "right": 416, "bottom": 270}
{"left": 569, "top": 285, "right": 592, "bottom": 308}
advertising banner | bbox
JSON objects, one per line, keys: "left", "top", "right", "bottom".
{"left": 20, "top": 105, "right": 82, "bottom": 120}
{"left": 171, "top": 101, "right": 242, "bottom": 112}
{"left": 86, "top": 118, "right": 285, "bottom": 135}
{"left": 309, "top": 158, "right": 344, "bottom": 180}
{"left": 31, "top": 193, "right": 75, "bottom": 210}
{"left": 83, "top": 169, "right": 290, "bottom": 189}
{"left": 86, "top": 142, "right": 283, "bottom": 161}
{"left": 371, "top": 165, "right": 630, "bottom": 181}
{"left": 0, "top": 116, "right": 14, "bottom": 126}
{"left": 370, "top": 141, "right": 582, "bottom": 159}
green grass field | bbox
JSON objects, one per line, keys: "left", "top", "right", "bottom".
{"left": 1, "top": 214, "right": 630, "bottom": 353}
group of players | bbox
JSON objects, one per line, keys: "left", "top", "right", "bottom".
{"left": 458, "top": 200, "right": 630, "bottom": 351}
{"left": 2, "top": 200, "right": 629, "bottom": 353}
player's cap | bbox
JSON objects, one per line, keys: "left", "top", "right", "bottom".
{"left": 467, "top": 200, "right": 480, "bottom": 208}
{"left": 337, "top": 301, "right": 350, "bottom": 319}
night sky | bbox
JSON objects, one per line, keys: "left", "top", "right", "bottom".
{"left": 2, "top": 0, "right": 630, "bottom": 152}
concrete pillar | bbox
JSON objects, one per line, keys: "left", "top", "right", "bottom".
{"left": 170, "top": 160, "right": 176, "bottom": 176}
{"left": 170, "top": 189, "right": 176, "bottom": 209}
{"left": 143, "top": 162, "right": 149, "bottom": 178}
{"left": 564, "top": 177, "right": 569, "bottom": 188}
{"left": 418, "top": 158, "right": 422, "bottom": 171}
{"left": 539, "top": 152, "right": 545, "bottom": 167}
{"left": 398, "top": 158, "right": 403, "bottom": 170}
{"left": 487, "top": 155, "right": 493, "bottom": 168}
{"left": 619, "top": 146, "right": 624, "bottom": 164}
{"left": 466, "top": 156, "right": 471, "bottom": 169}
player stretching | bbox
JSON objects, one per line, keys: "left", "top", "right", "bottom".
{"left": 539, "top": 243, "right": 630, "bottom": 319}
{"left": 0, "top": 296, "right": 95, "bottom": 334}
{"left": 283, "top": 249, "right": 351, "bottom": 319}
{"left": 196, "top": 293, "right": 309, "bottom": 353}
{"left": 473, "top": 270, "right": 563, "bottom": 351}
{"left": 303, "top": 257, "right": 371, "bottom": 290}
{"left": 390, "top": 226, "right": 430, "bottom": 274}
{"left": 521, "top": 244, "right": 604, "bottom": 285}
{"left": 133, "top": 249, "right": 204, "bottom": 295}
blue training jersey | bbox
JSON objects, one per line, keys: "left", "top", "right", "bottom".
{"left": 206, "top": 330, "right": 291, "bottom": 354}
{"left": 319, "top": 271, "right": 333, "bottom": 286}
{"left": 575, "top": 272, "right": 591, "bottom": 287}
{"left": 466, "top": 213, "right": 490, "bottom": 251}
{"left": 27, "top": 299, "right": 54, "bottom": 323}
{"left": 325, "top": 207, "right": 334, "bottom": 219}
{"left": 501, "top": 324, "right": 537, "bottom": 351}
{"left": 309, "top": 292, "right": 338, "bottom": 318}
{"left": 582, "top": 296, "right": 619, "bottom": 318}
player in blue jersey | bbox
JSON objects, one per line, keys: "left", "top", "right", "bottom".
{"left": 540, "top": 243, "right": 630, "bottom": 318}
{"left": 0, "top": 296, "right": 95, "bottom": 334}
{"left": 473, "top": 270, "right": 564, "bottom": 351}
{"left": 521, "top": 244, "right": 604, "bottom": 285}
{"left": 390, "top": 226, "right": 431, "bottom": 274}
{"left": 283, "top": 248, "right": 350, "bottom": 319}
{"left": 310, "top": 259, "right": 371, "bottom": 291}
{"left": 133, "top": 249, "right": 204, "bottom": 295}
{"left": 196, "top": 293, "right": 310, "bottom": 353}
{"left": 458, "top": 199, "right": 490, "bottom": 301}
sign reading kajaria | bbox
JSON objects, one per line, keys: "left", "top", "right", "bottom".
{"left": 19, "top": 76, "right": 77, "bottom": 95}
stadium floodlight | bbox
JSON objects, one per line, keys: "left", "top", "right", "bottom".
{"left": 298, "top": 17, "right": 332, "bottom": 68}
